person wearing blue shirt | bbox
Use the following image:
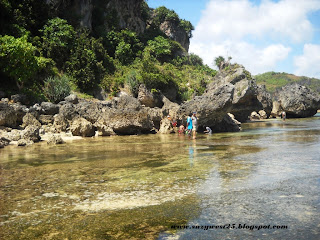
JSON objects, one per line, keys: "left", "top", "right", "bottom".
{"left": 187, "top": 113, "right": 193, "bottom": 138}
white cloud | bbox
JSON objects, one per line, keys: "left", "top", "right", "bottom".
{"left": 190, "top": 0, "right": 320, "bottom": 75}
{"left": 294, "top": 44, "right": 320, "bottom": 78}
{"left": 190, "top": 41, "right": 291, "bottom": 74}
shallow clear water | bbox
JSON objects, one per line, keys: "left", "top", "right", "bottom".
{"left": 1, "top": 115, "right": 319, "bottom": 239}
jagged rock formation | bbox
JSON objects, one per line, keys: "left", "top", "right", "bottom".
{"left": 138, "top": 84, "right": 163, "bottom": 108}
{"left": 256, "top": 85, "right": 272, "bottom": 115}
{"left": 273, "top": 84, "right": 320, "bottom": 118}
{"left": 105, "top": 0, "right": 146, "bottom": 34}
{"left": 159, "top": 20, "right": 189, "bottom": 52}
{"left": 178, "top": 64, "right": 264, "bottom": 131}
{"left": 45, "top": 0, "right": 146, "bottom": 34}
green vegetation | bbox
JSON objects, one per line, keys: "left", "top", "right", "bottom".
{"left": 214, "top": 56, "right": 225, "bottom": 69}
{"left": 0, "top": 35, "right": 47, "bottom": 90}
{"left": 43, "top": 75, "right": 71, "bottom": 103}
{"left": 255, "top": 71, "right": 320, "bottom": 94}
{"left": 0, "top": 1, "right": 214, "bottom": 103}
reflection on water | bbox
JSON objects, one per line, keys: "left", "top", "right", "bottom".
{"left": 1, "top": 115, "right": 320, "bottom": 239}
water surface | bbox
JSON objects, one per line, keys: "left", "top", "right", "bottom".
{"left": 0, "top": 115, "right": 319, "bottom": 239}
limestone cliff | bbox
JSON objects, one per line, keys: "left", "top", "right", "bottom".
{"left": 159, "top": 20, "right": 190, "bottom": 52}
{"left": 45, "top": 0, "right": 146, "bottom": 34}
{"left": 44, "top": 0, "right": 191, "bottom": 51}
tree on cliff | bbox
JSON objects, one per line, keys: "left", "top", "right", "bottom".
{"left": 214, "top": 56, "right": 225, "bottom": 70}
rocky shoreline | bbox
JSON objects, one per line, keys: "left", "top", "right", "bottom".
{"left": 1, "top": 64, "right": 320, "bottom": 148}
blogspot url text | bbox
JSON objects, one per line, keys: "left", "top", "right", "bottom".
{"left": 171, "top": 224, "right": 288, "bottom": 231}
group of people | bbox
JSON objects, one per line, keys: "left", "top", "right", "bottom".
{"left": 176, "top": 112, "right": 212, "bottom": 139}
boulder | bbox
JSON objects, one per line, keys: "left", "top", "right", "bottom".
{"left": 70, "top": 117, "right": 95, "bottom": 137}
{"left": 53, "top": 114, "right": 69, "bottom": 133}
{"left": 75, "top": 101, "right": 101, "bottom": 123}
{"left": 271, "top": 101, "right": 283, "bottom": 118}
{"left": 41, "top": 102, "right": 59, "bottom": 115}
{"left": 256, "top": 85, "right": 272, "bottom": 115}
{"left": 158, "top": 118, "right": 174, "bottom": 134}
{"left": 11, "top": 103, "right": 28, "bottom": 124}
{"left": 29, "top": 103, "right": 42, "bottom": 117}
{"left": 0, "top": 136, "right": 11, "bottom": 148}
{"left": 145, "top": 107, "right": 163, "bottom": 130}
{"left": 94, "top": 121, "right": 115, "bottom": 136}
{"left": 138, "top": 84, "right": 163, "bottom": 108}
{"left": 250, "top": 111, "right": 260, "bottom": 120}
{"left": 161, "top": 96, "right": 180, "bottom": 120}
{"left": 105, "top": 108, "right": 154, "bottom": 135}
{"left": 17, "top": 139, "right": 28, "bottom": 147}
{"left": 211, "top": 113, "right": 241, "bottom": 132}
{"left": 59, "top": 102, "right": 78, "bottom": 120}
{"left": 39, "top": 115, "right": 54, "bottom": 125}
{"left": 47, "top": 134, "right": 64, "bottom": 145}
{"left": 0, "top": 102, "right": 18, "bottom": 127}
{"left": 11, "top": 94, "right": 28, "bottom": 104}
{"left": 258, "top": 110, "right": 267, "bottom": 119}
{"left": 7, "top": 129, "right": 22, "bottom": 141}
{"left": 65, "top": 94, "right": 79, "bottom": 104}
{"left": 21, "top": 125, "right": 40, "bottom": 142}
{"left": 276, "top": 84, "right": 320, "bottom": 118}
{"left": 22, "top": 113, "right": 41, "bottom": 128}
{"left": 111, "top": 95, "right": 141, "bottom": 111}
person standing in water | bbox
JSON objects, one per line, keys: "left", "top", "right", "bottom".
{"left": 191, "top": 112, "right": 198, "bottom": 139}
{"left": 187, "top": 113, "right": 193, "bottom": 139}
{"left": 282, "top": 111, "right": 286, "bottom": 121}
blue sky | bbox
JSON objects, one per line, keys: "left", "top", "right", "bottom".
{"left": 148, "top": 0, "right": 320, "bottom": 78}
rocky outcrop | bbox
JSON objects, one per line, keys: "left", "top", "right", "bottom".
{"left": 7, "top": 129, "right": 22, "bottom": 141}
{"left": 274, "top": 84, "right": 320, "bottom": 118}
{"left": 11, "top": 94, "right": 28, "bottom": 104}
{"left": 70, "top": 117, "right": 95, "bottom": 137}
{"left": 105, "top": 108, "right": 154, "bottom": 135}
{"left": 111, "top": 95, "right": 141, "bottom": 111}
{"left": 21, "top": 125, "right": 41, "bottom": 142}
{"left": 258, "top": 110, "right": 267, "bottom": 119}
{"left": 59, "top": 102, "right": 78, "bottom": 120}
{"left": 53, "top": 114, "right": 68, "bottom": 133}
{"left": 256, "top": 85, "right": 272, "bottom": 115}
{"left": 178, "top": 84, "right": 234, "bottom": 130}
{"left": 47, "top": 134, "right": 64, "bottom": 145}
{"left": 17, "top": 139, "right": 28, "bottom": 147}
{"left": 105, "top": 0, "right": 146, "bottom": 34}
{"left": 94, "top": 122, "right": 115, "bottom": 136}
{"left": 212, "top": 113, "right": 241, "bottom": 132}
{"left": 250, "top": 111, "right": 260, "bottom": 120}
{"left": 0, "top": 102, "right": 18, "bottom": 127}
{"left": 158, "top": 118, "right": 174, "bottom": 134}
{"left": 0, "top": 136, "right": 10, "bottom": 148}
{"left": 39, "top": 115, "right": 54, "bottom": 125}
{"left": 271, "top": 101, "right": 283, "bottom": 118}
{"left": 65, "top": 94, "right": 79, "bottom": 104}
{"left": 138, "top": 84, "right": 163, "bottom": 108}
{"left": 22, "top": 113, "right": 41, "bottom": 128}
{"left": 178, "top": 64, "right": 262, "bottom": 131}
{"left": 159, "top": 20, "right": 189, "bottom": 52}
{"left": 41, "top": 102, "right": 59, "bottom": 115}
{"left": 47, "top": 0, "right": 146, "bottom": 34}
